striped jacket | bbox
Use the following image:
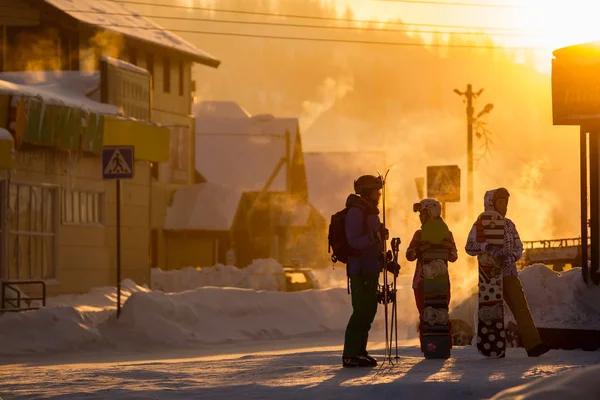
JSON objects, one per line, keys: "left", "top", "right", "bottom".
{"left": 465, "top": 189, "right": 523, "bottom": 276}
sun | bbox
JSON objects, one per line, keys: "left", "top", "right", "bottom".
{"left": 493, "top": 0, "right": 600, "bottom": 51}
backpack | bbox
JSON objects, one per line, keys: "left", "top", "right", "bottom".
{"left": 327, "top": 206, "right": 366, "bottom": 265}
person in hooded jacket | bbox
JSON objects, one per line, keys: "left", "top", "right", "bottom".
{"left": 342, "top": 174, "right": 399, "bottom": 368}
{"left": 465, "top": 187, "right": 550, "bottom": 357}
{"left": 406, "top": 198, "right": 459, "bottom": 353}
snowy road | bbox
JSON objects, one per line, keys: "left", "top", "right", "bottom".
{"left": 2, "top": 339, "right": 599, "bottom": 400}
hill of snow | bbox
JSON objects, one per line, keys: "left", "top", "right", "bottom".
{"left": 1, "top": 261, "right": 599, "bottom": 357}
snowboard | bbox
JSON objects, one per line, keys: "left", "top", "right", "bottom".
{"left": 476, "top": 211, "right": 506, "bottom": 358}
{"left": 419, "top": 218, "right": 452, "bottom": 359}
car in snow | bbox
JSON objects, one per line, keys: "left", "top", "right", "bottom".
{"left": 519, "top": 237, "right": 588, "bottom": 271}
{"left": 280, "top": 266, "right": 319, "bottom": 292}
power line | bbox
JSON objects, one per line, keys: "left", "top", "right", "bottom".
{"left": 57, "top": 10, "right": 543, "bottom": 38}
{"left": 93, "top": 23, "right": 550, "bottom": 50}
{"left": 372, "top": 0, "right": 529, "bottom": 8}
{"left": 0, "top": 4, "right": 546, "bottom": 49}
{"left": 108, "top": 0, "right": 536, "bottom": 32}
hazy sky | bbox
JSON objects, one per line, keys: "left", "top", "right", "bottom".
{"left": 333, "top": 0, "right": 597, "bottom": 49}
{"left": 169, "top": 0, "right": 598, "bottom": 72}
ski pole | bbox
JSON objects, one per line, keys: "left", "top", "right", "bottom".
{"left": 391, "top": 237, "right": 401, "bottom": 359}
{"left": 378, "top": 169, "right": 391, "bottom": 363}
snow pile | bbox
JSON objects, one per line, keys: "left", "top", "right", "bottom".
{"left": 104, "top": 287, "right": 352, "bottom": 347}
{"left": 46, "top": 279, "right": 150, "bottom": 310}
{"left": 0, "top": 286, "right": 356, "bottom": 355}
{"left": 461, "top": 264, "right": 600, "bottom": 334}
{"left": 491, "top": 362, "right": 600, "bottom": 399}
{"left": 0, "top": 307, "right": 105, "bottom": 354}
{"left": 3, "top": 279, "right": 148, "bottom": 310}
{"left": 152, "top": 259, "right": 286, "bottom": 293}
{"left": 0, "top": 280, "right": 151, "bottom": 355}
{"left": 0, "top": 273, "right": 417, "bottom": 355}
{"left": 153, "top": 261, "right": 359, "bottom": 293}
{"left": 2, "top": 262, "right": 599, "bottom": 356}
{"left": 519, "top": 265, "right": 600, "bottom": 329}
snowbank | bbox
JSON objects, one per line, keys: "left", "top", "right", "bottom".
{"left": 0, "top": 270, "right": 418, "bottom": 356}
{"left": 46, "top": 279, "right": 150, "bottom": 310}
{"left": 519, "top": 265, "right": 600, "bottom": 329}
{"left": 152, "top": 259, "right": 287, "bottom": 292}
{"left": 0, "top": 306, "right": 106, "bottom": 354}
{"left": 2, "top": 263, "right": 599, "bottom": 357}
{"left": 0, "top": 284, "right": 359, "bottom": 355}
{"left": 4, "top": 289, "right": 353, "bottom": 355}
{"left": 151, "top": 259, "right": 410, "bottom": 293}
{"left": 461, "top": 264, "right": 600, "bottom": 337}
{"left": 103, "top": 287, "right": 352, "bottom": 347}
{"left": 0, "top": 280, "right": 151, "bottom": 355}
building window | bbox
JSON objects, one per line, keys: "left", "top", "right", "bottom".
{"left": 146, "top": 53, "right": 154, "bottom": 88}
{"left": 129, "top": 46, "right": 137, "bottom": 65}
{"left": 151, "top": 229, "right": 158, "bottom": 268}
{"left": 63, "top": 189, "right": 105, "bottom": 226}
{"left": 163, "top": 56, "right": 171, "bottom": 93}
{"left": 150, "top": 162, "right": 159, "bottom": 180}
{"left": 178, "top": 61, "right": 184, "bottom": 96}
{"left": 7, "top": 183, "right": 58, "bottom": 280}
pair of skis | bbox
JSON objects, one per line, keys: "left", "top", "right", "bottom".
{"left": 378, "top": 169, "right": 401, "bottom": 365}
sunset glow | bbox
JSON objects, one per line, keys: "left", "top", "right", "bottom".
{"left": 328, "top": 0, "right": 600, "bottom": 52}
{"left": 517, "top": 0, "right": 600, "bottom": 49}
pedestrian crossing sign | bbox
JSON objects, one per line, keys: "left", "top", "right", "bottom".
{"left": 426, "top": 165, "right": 460, "bottom": 202}
{"left": 102, "top": 146, "right": 134, "bottom": 180}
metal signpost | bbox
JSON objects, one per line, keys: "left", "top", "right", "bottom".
{"left": 426, "top": 165, "right": 461, "bottom": 219}
{"left": 102, "top": 145, "right": 135, "bottom": 318}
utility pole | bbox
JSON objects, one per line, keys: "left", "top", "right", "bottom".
{"left": 454, "top": 84, "right": 493, "bottom": 222}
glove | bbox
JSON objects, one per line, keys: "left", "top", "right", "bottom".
{"left": 378, "top": 251, "right": 393, "bottom": 264}
{"left": 386, "top": 250, "right": 393, "bottom": 263}
{"left": 374, "top": 226, "right": 389, "bottom": 242}
{"left": 418, "top": 241, "right": 431, "bottom": 252}
{"left": 406, "top": 248, "right": 417, "bottom": 260}
{"left": 386, "top": 260, "right": 401, "bottom": 276}
{"left": 488, "top": 244, "right": 505, "bottom": 262}
{"left": 475, "top": 217, "right": 486, "bottom": 243}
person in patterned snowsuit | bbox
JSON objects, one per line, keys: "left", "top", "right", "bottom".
{"left": 465, "top": 188, "right": 550, "bottom": 357}
{"left": 406, "top": 198, "right": 459, "bottom": 352}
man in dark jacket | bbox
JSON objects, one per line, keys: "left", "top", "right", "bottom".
{"left": 342, "top": 174, "right": 397, "bottom": 368}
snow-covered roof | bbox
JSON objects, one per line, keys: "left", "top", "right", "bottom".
{"left": 164, "top": 182, "right": 243, "bottom": 231}
{"left": 44, "top": 0, "right": 220, "bottom": 68}
{"left": 194, "top": 102, "right": 300, "bottom": 192}
{"left": 194, "top": 101, "right": 251, "bottom": 119}
{"left": 304, "top": 151, "right": 388, "bottom": 218}
{"left": 0, "top": 71, "right": 119, "bottom": 115}
{"left": 101, "top": 56, "right": 149, "bottom": 75}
